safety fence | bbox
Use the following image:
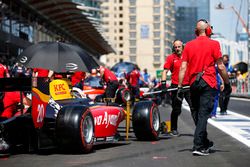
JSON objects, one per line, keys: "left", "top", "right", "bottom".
{"left": 230, "top": 78, "right": 250, "bottom": 97}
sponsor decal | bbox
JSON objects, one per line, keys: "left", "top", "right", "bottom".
{"left": 53, "top": 83, "right": 67, "bottom": 95}
{"left": 66, "top": 63, "right": 78, "bottom": 71}
{"left": 37, "top": 104, "right": 45, "bottom": 123}
{"left": 19, "top": 56, "right": 28, "bottom": 63}
{"left": 94, "top": 111, "right": 120, "bottom": 128}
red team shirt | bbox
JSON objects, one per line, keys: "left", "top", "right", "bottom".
{"left": 129, "top": 69, "right": 140, "bottom": 86}
{"left": 71, "top": 71, "right": 86, "bottom": 86}
{"left": 100, "top": 66, "right": 118, "bottom": 82}
{"left": 164, "top": 53, "right": 189, "bottom": 85}
{"left": 182, "top": 36, "right": 222, "bottom": 89}
{"left": 1, "top": 92, "right": 22, "bottom": 118}
{"left": 0, "top": 64, "right": 9, "bottom": 78}
{"left": 33, "top": 68, "right": 49, "bottom": 77}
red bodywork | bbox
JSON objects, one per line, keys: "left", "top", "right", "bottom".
{"left": 90, "top": 106, "right": 125, "bottom": 137}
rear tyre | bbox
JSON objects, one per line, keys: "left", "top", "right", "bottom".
{"left": 132, "top": 101, "right": 160, "bottom": 141}
{"left": 56, "top": 105, "right": 94, "bottom": 153}
{"left": 115, "top": 88, "right": 132, "bottom": 105}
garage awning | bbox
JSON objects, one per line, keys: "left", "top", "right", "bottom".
{"left": 6, "top": 0, "right": 114, "bottom": 55}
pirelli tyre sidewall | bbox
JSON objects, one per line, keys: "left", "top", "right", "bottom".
{"left": 56, "top": 105, "right": 94, "bottom": 153}
{"left": 115, "top": 87, "right": 132, "bottom": 105}
{"left": 132, "top": 101, "right": 160, "bottom": 141}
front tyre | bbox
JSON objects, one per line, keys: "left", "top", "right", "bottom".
{"left": 132, "top": 101, "right": 160, "bottom": 141}
{"left": 56, "top": 105, "right": 94, "bottom": 153}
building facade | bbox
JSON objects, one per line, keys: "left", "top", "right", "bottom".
{"left": 101, "top": 0, "right": 175, "bottom": 77}
{"left": 0, "top": 0, "right": 113, "bottom": 66}
{"left": 175, "top": 0, "right": 210, "bottom": 43}
{"left": 212, "top": 33, "right": 248, "bottom": 65}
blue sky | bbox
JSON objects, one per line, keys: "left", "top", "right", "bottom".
{"left": 210, "top": 0, "right": 248, "bottom": 41}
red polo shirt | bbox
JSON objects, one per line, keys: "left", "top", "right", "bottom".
{"left": 129, "top": 69, "right": 140, "bottom": 86}
{"left": 1, "top": 92, "right": 22, "bottom": 118}
{"left": 33, "top": 68, "right": 49, "bottom": 77}
{"left": 164, "top": 53, "right": 189, "bottom": 85}
{"left": 100, "top": 66, "right": 118, "bottom": 82}
{"left": 0, "top": 64, "right": 9, "bottom": 78}
{"left": 182, "top": 36, "right": 222, "bottom": 89}
{"left": 71, "top": 71, "right": 86, "bottom": 86}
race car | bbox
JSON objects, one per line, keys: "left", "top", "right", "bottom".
{"left": 72, "top": 75, "right": 132, "bottom": 106}
{"left": 0, "top": 77, "right": 161, "bottom": 154}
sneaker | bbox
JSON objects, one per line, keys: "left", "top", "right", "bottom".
{"left": 205, "top": 141, "right": 214, "bottom": 151}
{"left": 220, "top": 111, "right": 227, "bottom": 115}
{"left": 169, "top": 130, "right": 180, "bottom": 137}
{"left": 0, "top": 138, "right": 9, "bottom": 155}
{"left": 192, "top": 149, "right": 209, "bottom": 156}
{"left": 210, "top": 115, "right": 216, "bottom": 119}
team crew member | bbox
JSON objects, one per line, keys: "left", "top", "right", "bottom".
{"left": 71, "top": 71, "right": 86, "bottom": 89}
{"left": 178, "top": 19, "right": 231, "bottom": 156}
{"left": 0, "top": 92, "right": 32, "bottom": 154}
{"left": 99, "top": 66, "right": 119, "bottom": 98}
{"left": 33, "top": 68, "right": 54, "bottom": 78}
{"left": 161, "top": 40, "right": 194, "bottom": 136}
{"left": 0, "top": 63, "right": 10, "bottom": 78}
{"left": 0, "top": 92, "right": 31, "bottom": 119}
{"left": 219, "top": 54, "right": 233, "bottom": 115}
{"left": 129, "top": 65, "right": 144, "bottom": 99}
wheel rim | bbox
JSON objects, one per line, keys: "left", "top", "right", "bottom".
{"left": 82, "top": 115, "right": 94, "bottom": 143}
{"left": 122, "top": 90, "right": 131, "bottom": 102}
{"left": 152, "top": 108, "right": 160, "bottom": 131}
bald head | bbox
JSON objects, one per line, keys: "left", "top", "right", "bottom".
{"left": 196, "top": 20, "right": 208, "bottom": 36}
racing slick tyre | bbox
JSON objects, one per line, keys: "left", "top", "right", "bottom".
{"left": 115, "top": 88, "right": 132, "bottom": 105}
{"left": 56, "top": 105, "right": 94, "bottom": 153}
{"left": 132, "top": 101, "right": 160, "bottom": 141}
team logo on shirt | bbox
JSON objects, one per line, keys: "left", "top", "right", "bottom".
{"left": 65, "top": 63, "right": 78, "bottom": 71}
{"left": 20, "top": 56, "right": 28, "bottom": 63}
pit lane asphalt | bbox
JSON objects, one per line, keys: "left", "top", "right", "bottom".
{"left": 0, "top": 102, "right": 249, "bottom": 167}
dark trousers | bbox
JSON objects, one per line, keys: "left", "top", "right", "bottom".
{"left": 170, "top": 84, "right": 195, "bottom": 131}
{"left": 190, "top": 78, "right": 217, "bottom": 150}
{"left": 219, "top": 91, "right": 230, "bottom": 112}
{"left": 130, "top": 85, "right": 140, "bottom": 99}
{"left": 105, "top": 80, "right": 119, "bottom": 98}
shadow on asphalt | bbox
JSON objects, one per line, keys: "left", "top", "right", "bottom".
{"left": 179, "top": 133, "right": 194, "bottom": 137}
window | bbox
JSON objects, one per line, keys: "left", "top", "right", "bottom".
{"left": 154, "top": 0, "right": 160, "bottom": 5}
{"left": 129, "top": 16, "right": 136, "bottom": 22}
{"left": 154, "top": 47, "right": 160, "bottom": 54}
{"left": 154, "top": 40, "right": 160, "bottom": 46}
{"left": 153, "top": 23, "right": 160, "bottom": 29}
{"left": 119, "top": 21, "right": 123, "bottom": 25}
{"left": 153, "top": 15, "right": 160, "bottom": 22}
{"left": 119, "top": 6, "right": 123, "bottom": 10}
{"left": 120, "top": 51, "right": 123, "bottom": 55}
{"left": 129, "top": 23, "right": 136, "bottom": 30}
{"left": 129, "top": 7, "right": 136, "bottom": 14}
{"left": 130, "top": 56, "right": 136, "bottom": 62}
{"left": 119, "top": 43, "right": 123, "bottom": 47}
{"left": 153, "top": 55, "right": 160, "bottom": 62}
{"left": 119, "top": 14, "right": 123, "bottom": 18}
{"left": 119, "top": 29, "right": 123, "bottom": 33}
{"left": 119, "top": 36, "right": 123, "bottom": 40}
{"left": 130, "top": 48, "right": 136, "bottom": 54}
{"left": 129, "top": 0, "right": 136, "bottom": 5}
{"left": 154, "top": 31, "right": 160, "bottom": 38}
{"left": 130, "top": 32, "right": 136, "bottom": 38}
{"left": 153, "top": 7, "right": 160, "bottom": 14}
{"left": 129, "top": 40, "right": 136, "bottom": 46}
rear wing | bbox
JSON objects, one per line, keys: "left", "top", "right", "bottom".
{"left": 0, "top": 77, "right": 32, "bottom": 92}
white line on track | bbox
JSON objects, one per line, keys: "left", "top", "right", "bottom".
{"left": 182, "top": 101, "right": 250, "bottom": 147}
{"left": 230, "top": 97, "right": 250, "bottom": 102}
